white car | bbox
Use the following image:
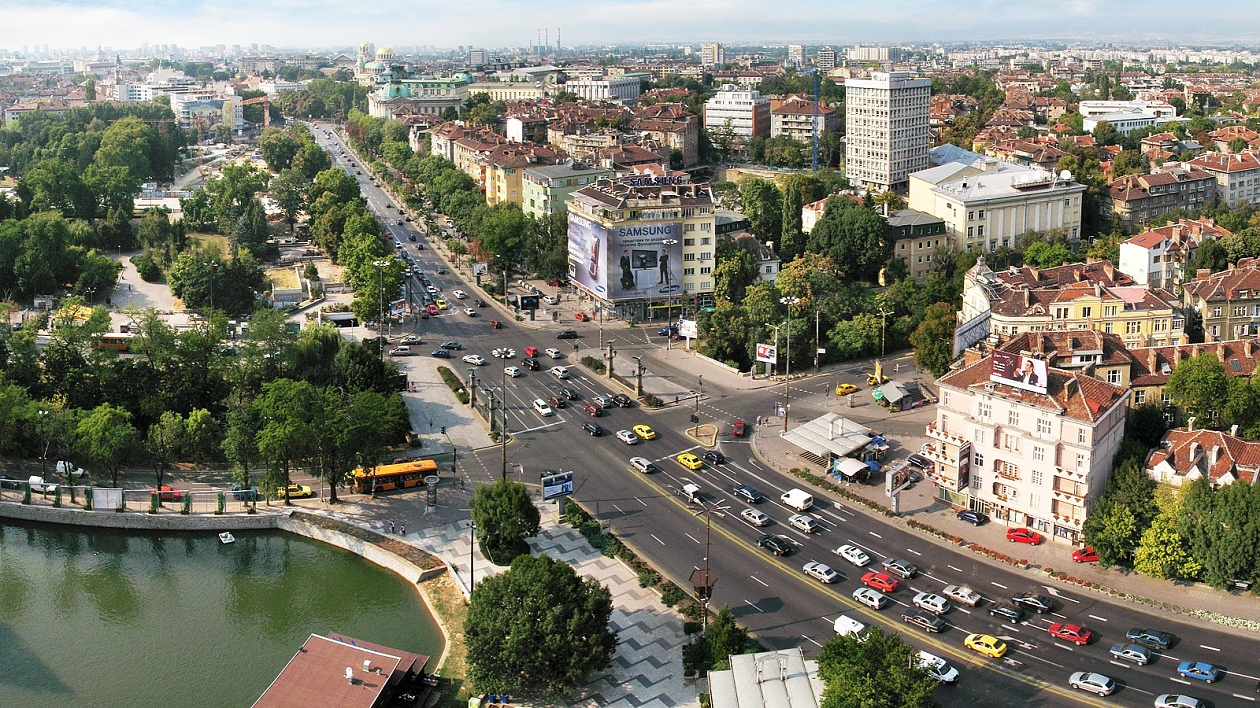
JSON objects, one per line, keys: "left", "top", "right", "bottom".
{"left": 504, "top": 366, "right": 521, "bottom": 378}
{"left": 593, "top": 394, "right": 613, "bottom": 408}
{"left": 462, "top": 354, "right": 485, "bottom": 366}
{"left": 802, "top": 562, "right": 839, "bottom": 584}
{"left": 1068, "top": 672, "right": 1116, "bottom": 697}
{"left": 913, "top": 592, "right": 951, "bottom": 615}
{"left": 833, "top": 615, "right": 867, "bottom": 639}
{"left": 917, "top": 651, "right": 959, "bottom": 683}
{"left": 532, "top": 399, "right": 554, "bottom": 416}
{"left": 788, "top": 514, "right": 820, "bottom": 533}
{"left": 463, "top": 307, "right": 476, "bottom": 316}
{"left": 852, "top": 587, "right": 888, "bottom": 610}
{"left": 942, "top": 585, "right": 982, "bottom": 607}
{"left": 549, "top": 366, "right": 570, "bottom": 379}
{"left": 543, "top": 294, "right": 558, "bottom": 305}
{"left": 616, "top": 429, "right": 638, "bottom": 445}
{"left": 740, "top": 508, "right": 771, "bottom": 527}
{"left": 1154, "top": 696, "right": 1203, "bottom": 708}
{"left": 835, "top": 544, "right": 871, "bottom": 567}
{"left": 452, "top": 290, "right": 467, "bottom": 299}
{"left": 426, "top": 285, "right": 439, "bottom": 295}
{"left": 545, "top": 348, "right": 562, "bottom": 359}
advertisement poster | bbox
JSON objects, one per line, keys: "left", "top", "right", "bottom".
{"left": 957, "top": 442, "right": 972, "bottom": 493}
{"left": 541, "top": 471, "right": 574, "bottom": 501}
{"left": 755, "top": 343, "right": 777, "bottom": 364}
{"left": 472, "top": 262, "right": 489, "bottom": 276}
{"left": 568, "top": 214, "right": 683, "bottom": 301}
{"left": 990, "top": 350, "right": 1049, "bottom": 395}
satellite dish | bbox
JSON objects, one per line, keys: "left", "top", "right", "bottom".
{"left": 1060, "top": 170, "right": 1072, "bottom": 181}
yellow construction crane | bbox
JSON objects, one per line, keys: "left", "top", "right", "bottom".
{"left": 239, "top": 96, "right": 272, "bottom": 129}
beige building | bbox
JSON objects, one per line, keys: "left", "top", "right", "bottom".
{"left": 844, "top": 71, "right": 931, "bottom": 193}
{"left": 1182, "top": 256, "right": 1260, "bottom": 341}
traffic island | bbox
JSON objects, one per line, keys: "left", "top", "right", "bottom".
{"left": 685, "top": 424, "right": 718, "bottom": 447}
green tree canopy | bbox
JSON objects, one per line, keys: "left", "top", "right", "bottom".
{"left": 469, "top": 478, "right": 542, "bottom": 564}
{"left": 816, "top": 627, "right": 937, "bottom": 708}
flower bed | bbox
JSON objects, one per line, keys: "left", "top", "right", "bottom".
{"left": 786, "top": 468, "right": 893, "bottom": 517}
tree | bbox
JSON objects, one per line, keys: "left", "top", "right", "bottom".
{"left": 1166, "top": 353, "right": 1228, "bottom": 426}
{"left": 1134, "top": 486, "right": 1201, "bottom": 580}
{"left": 740, "top": 177, "right": 782, "bottom": 241}
{"left": 1186, "top": 237, "right": 1229, "bottom": 275}
{"left": 271, "top": 168, "right": 308, "bottom": 234}
{"left": 1023, "top": 241, "right": 1073, "bottom": 268}
{"left": 815, "top": 627, "right": 937, "bottom": 708}
{"left": 806, "top": 198, "right": 889, "bottom": 282}
{"left": 1082, "top": 449, "right": 1157, "bottom": 566}
{"left": 703, "top": 605, "right": 752, "bottom": 671}
{"left": 1229, "top": 137, "right": 1249, "bottom": 154}
{"left": 1179, "top": 478, "right": 1260, "bottom": 589}
{"left": 146, "top": 411, "right": 186, "bottom": 490}
{"left": 464, "top": 553, "right": 616, "bottom": 700}
{"left": 259, "top": 127, "right": 301, "bottom": 172}
{"left": 780, "top": 182, "right": 804, "bottom": 261}
{"left": 910, "top": 302, "right": 958, "bottom": 376}
{"left": 469, "top": 478, "right": 542, "bottom": 564}
{"left": 253, "top": 379, "right": 318, "bottom": 503}
{"left": 94, "top": 116, "right": 154, "bottom": 182}
{"left": 75, "top": 403, "right": 139, "bottom": 488}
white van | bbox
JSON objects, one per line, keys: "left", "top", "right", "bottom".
{"left": 833, "top": 615, "right": 867, "bottom": 638}
{"left": 532, "top": 398, "right": 554, "bottom": 416}
{"left": 681, "top": 483, "right": 703, "bottom": 504}
{"left": 781, "top": 488, "right": 814, "bottom": 511}
{"left": 28, "top": 476, "right": 56, "bottom": 492}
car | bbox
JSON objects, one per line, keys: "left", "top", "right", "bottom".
{"left": 757, "top": 535, "right": 792, "bottom": 556}
{"left": 0, "top": 475, "right": 22, "bottom": 490}
{"left": 632, "top": 425, "right": 656, "bottom": 440}
{"left": 917, "top": 651, "right": 959, "bottom": 683}
{"left": 676, "top": 453, "right": 703, "bottom": 470}
{"left": 657, "top": 326, "right": 678, "bottom": 337}
{"left": 1109, "top": 643, "right": 1152, "bottom": 665}
{"left": 425, "top": 285, "right": 439, "bottom": 295}
{"left": 504, "top": 366, "right": 521, "bottom": 378}
{"left": 574, "top": 311, "right": 590, "bottom": 321}
{"left": 522, "top": 357, "right": 540, "bottom": 370}
{"left": 435, "top": 299, "right": 448, "bottom": 310}
{"left": 1126, "top": 628, "right": 1173, "bottom": 649}
{"left": 426, "top": 304, "right": 439, "bottom": 316}
{"left": 431, "top": 349, "right": 449, "bottom": 358}
{"left": 1177, "top": 661, "right": 1219, "bottom": 683}
{"left": 400, "top": 334, "right": 422, "bottom": 344}
{"left": 593, "top": 395, "right": 613, "bottom": 408}
{"left": 559, "top": 386, "right": 579, "bottom": 400}
{"left": 492, "top": 348, "right": 516, "bottom": 359}
{"left": 441, "top": 341, "right": 462, "bottom": 350}
{"left": 788, "top": 514, "right": 821, "bottom": 533}
{"left": 906, "top": 454, "right": 933, "bottom": 469}
{"left": 616, "top": 430, "right": 638, "bottom": 445}
{"left": 732, "top": 485, "right": 764, "bottom": 504}
{"left": 543, "top": 295, "right": 558, "bottom": 305}
{"left": 463, "top": 307, "right": 477, "bottom": 317}
{"left": 732, "top": 419, "right": 746, "bottom": 437}
{"left": 532, "top": 399, "right": 554, "bottom": 416}
{"left": 611, "top": 393, "right": 633, "bottom": 407}
{"left": 881, "top": 558, "right": 918, "bottom": 579}
{"left": 1006, "top": 528, "right": 1044, "bottom": 545}
{"left": 231, "top": 484, "right": 259, "bottom": 501}
{"left": 550, "top": 366, "right": 571, "bottom": 379}
{"left": 902, "top": 609, "right": 946, "bottom": 633}
{"left": 835, "top": 544, "right": 871, "bottom": 567}
{"left": 702, "top": 451, "right": 725, "bottom": 465}
{"left": 152, "top": 485, "right": 183, "bottom": 502}
{"left": 835, "top": 383, "right": 859, "bottom": 395}
{"left": 436, "top": 267, "right": 447, "bottom": 274}
{"left": 913, "top": 592, "right": 951, "bottom": 615}
{"left": 1068, "top": 672, "right": 1116, "bottom": 697}
{"left": 942, "top": 585, "right": 982, "bottom": 607}
{"left": 964, "top": 633, "right": 1007, "bottom": 658}
{"left": 740, "top": 508, "right": 771, "bottom": 527}
{"left": 1048, "top": 623, "right": 1093, "bottom": 645}
{"left": 803, "top": 562, "right": 840, "bottom": 584}
{"left": 279, "top": 484, "right": 315, "bottom": 499}
{"left": 852, "top": 587, "right": 889, "bottom": 610}
{"left": 408, "top": 233, "right": 417, "bottom": 242}
{"left": 452, "top": 290, "right": 467, "bottom": 299}
{"left": 462, "top": 354, "right": 485, "bottom": 366}
{"left": 556, "top": 330, "right": 578, "bottom": 339}
{"left": 860, "top": 571, "right": 898, "bottom": 593}
{"left": 1155, "top": 695, "right": 1203, "bottom": 708}
{"left": 1011, "top": 593, "right": 1054, "bottom": 613}
{"left": 1072, "top": 546, "right": 1100, "bottom": 563}
{"left": 987, "top": 603, "right": 1025, "bottom": 624}
{"left": 581, "top": 402, "right": 601, "bottom": 417}
{"left": 629, "top": 457, "right": 659, "bottom": 474}
{"left": 867, "top": 372, "right": 890, "bottom": 386}
{"left": 548, "top": 395, "right": 568, "bottom": 411}
{"left": 956, "top": 509, "right": 987, "bottom": 525}
{"left": 474, "top": 298, "right": 485, "bottom": 307}
{"left": 545, "top": 348, "right": 563, "bottom": 359}
{"left": 581, "top": 422, "right": 603, "bottom": 436}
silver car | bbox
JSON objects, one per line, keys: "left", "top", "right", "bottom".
{"left": 1108, "top": 643, "right": 1151, "bottom": 665}
{"left": 942, "top": 584, "right": 982, "bottom": 607}
{"left": 740, "top": 508, "right": 771, "bottom": 527}
{"left": 852, "top": 587, "right": 889, "bottom": 610}
{"left": 912, "top": 592, "right": 951, "bottom": 615}
{"left": 616, "top": 430, "right": 638, "bottom": 445}
{"left": 1068, "top": 672, "right": 1116, "bottom": 697}
{"left": 802, "top": 562, "right": 839, "bottom": 584}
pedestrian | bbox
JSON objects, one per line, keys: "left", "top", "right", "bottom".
{"left": 400, "top": 523, "right": 405, "bottom": 536}
{"left": 460, "top": 478, "right": 465, "bottom": 491}
{"left": 389, "top": 520, "right": 395, "bottom": 533}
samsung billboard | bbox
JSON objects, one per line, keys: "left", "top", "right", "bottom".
{"left": 568, "top": 214, "right": 684, "bottom": 302}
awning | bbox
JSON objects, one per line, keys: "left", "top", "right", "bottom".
{"left": 782, "top": 413, "right": 873, "bottom": 459}
{"left": 875, "top": 381, "right": 909, "bottom": 404}
{"left": 832, "top": 457, "right": 869, "bottom": 479}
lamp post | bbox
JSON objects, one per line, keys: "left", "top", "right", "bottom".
{"left": 606, "top": 340, "right": 616, "bottom": 380}
{"left": 691, "top": 374, "right": 703, "bottom": 436}
{"left": 373, "top": 259, "right": 391, "bottom": 361}
{"left": 467, "top": 368, "right": 477, "bottom": 410}
{"left": 500, "top": 358, "right": 508, "bottom": 480}
{"left": 689, "top": 500, "right": 720, "bottom": 632}
{"left": 780, "top": 296, "right": 800, "bottom": 433}
{"left": 633, "top": 355, "right": 644, "bottom": 397}
{"left": 662, "top": 237, "right": 678, "bottom": 350}
{"left": 210, "top": 261, "right": 220, "bottom": 313}
{"left": 469, "top": 520, "right": 477, "bottom": 591}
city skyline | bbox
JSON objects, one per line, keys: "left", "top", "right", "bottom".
{"left": 7, "top": 0, "right": 1260, "bottom": 54}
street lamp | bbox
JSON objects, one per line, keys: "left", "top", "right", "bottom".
{"left": 500, "top": 358, "right": 508, "bottom": 480}
{"left": 661, "top": 237, "right": 678, "bottom": 351}
{"left": 467, "top": 368, "right": 478, "bottom": 410}
{"left": 373, "top": 259, "right": 391, "bottom": 361}
{"left": 780, "top": 296, "right": 800, "bottom": 433}
{"left": 469, "top": 520, "right": 477, "bottom": 591}
{"left": 691, "top": 374, "right": 704, "bottom": 436}
{"left": 690, "top": 499, "right": 721, "bottom": 632}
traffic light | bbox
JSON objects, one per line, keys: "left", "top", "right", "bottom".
{"left": 689, "top": 414, "right": 699, "bottom": 423}
{"left": 441, "top": 426, "right": 446, "bottom": 434}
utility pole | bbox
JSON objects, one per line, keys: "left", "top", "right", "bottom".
{"left": 500, "top": 361, "right": 508, "bottom": 480}
{"left": 606, "top": 340, "right": 616, "bottom": 380}
{"left": 373, "top": 259, "right": 390, "bottom": 361}
{"left": 781, "top": 296, "right": 800, "bottom": 433}
{"left": 814, "top": 308, "right": 821, "bottom": 373}
{"left": 879, "top": 308, "right": 892, "bottom": 358}
{"left": 662, "top": 237, "right": 678, "bottom": 351}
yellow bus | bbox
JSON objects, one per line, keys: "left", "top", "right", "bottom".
{"left": 352, "top": 459, "right": 438, "bottom": 493}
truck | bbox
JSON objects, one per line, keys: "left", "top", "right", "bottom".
{"left": 781, "top": 488, "right": 814, "bottom": 511}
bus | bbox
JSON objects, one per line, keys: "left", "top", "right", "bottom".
{"left": 98, "top": 332, "right": 136, "bottom": 352}
{"left": 352, "top": 459, "right": 438, "bottom": 494}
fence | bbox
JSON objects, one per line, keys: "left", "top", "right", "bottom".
{"left": 0, "top": 483, "right": 294, "bottom": 516}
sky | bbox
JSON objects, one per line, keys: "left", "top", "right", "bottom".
{"left": 6, "top": 0, "right": 1260, "bottom": 52}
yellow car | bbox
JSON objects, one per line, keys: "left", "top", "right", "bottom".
{"left": 278, "top": 484, "right": 315, "bottom": 499}
{"left": 676, "top": 453, "right": 703, "bottom": 470}
{"left": 963, "top": 633, "right": 1007, "bottom": 658}
{"left": 835, "top": 383, "right": 859, "bottom": 395}
{"left": 867, "top": 373, "right": 890, "bottom": 386}
{"left": 436, "top": 299, "right": 449, "bottom": 310}
{"left": 632, "top": 424, "right": 656, "bottom": 440}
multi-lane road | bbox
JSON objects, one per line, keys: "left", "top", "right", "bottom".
{"left": 313, "top": 124, "right": 1260, "bottom": 708}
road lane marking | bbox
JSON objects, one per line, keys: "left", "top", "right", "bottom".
{"left": 635, "top": 497, "right": 648, "bottom": 507}
{"left": 1043, "top": 586, "right": 1079, "bottom": 603}
{"left": 1053, "top": 642, "right": 1075, "bottom": 652}
{"left": 650, "top": 534, "right": 665, "bottom": 545}
{"left": 1109, "top": 661, "right": 1129, "bottom": 669}
{"left": 990, "top": 581, "right": 1008, "bottom": 589}
{"left": 750, "top": 575, "right": 769, "bottom": 587}
{"left": 907, "top": 548, "right": 922, "bottom": 556}
{"left": 803, "top": 635, "right": 823, "bottom": 647}
{"left": 868, "top": 531, "right": 882, "bottom": 538}
{"left": 1233, "top": 694, "right": 1257, "bottom": 702}
{"left": 1087, "top": 614, "right": 1108, "bottom": 622}
{"left": 955, "top": 607, "right": 970, "bottom": 614}
{"left": 1051, "top": 612, "right": 1069, "bottom": 619}
{"left": 744, "top": 599, "right": 764, "bottom": 613}
{"left": 947, "top": 565, "right": 963, "bottom": 572}
{"left": 1171, "top": 678, "right": 1191, "bottom": 686}
{"left": 684, "top": 533, "right": 701, "bottom": 544}
{"left": 613, "top": 504, "right": 624, "bottom": 515}
{"left": 1200, "top": 644, "right": 1220, "bottom": 651}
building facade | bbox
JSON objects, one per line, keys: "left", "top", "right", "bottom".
{"left": 844, "top": 71, "right": 931, "bottom": 193}
{"left": 704, "top": 85, "right": 771, "bottom": 140}
{"left": 700, "top": 43, "right": 725, "bottom": 68}
{"left": 521, "top": 164, "right": 614, "bottom": 218}
{"left": 368, "top": 72, "right": 475, "bottom": 119}
{"left": 816, "top": 47, "right": 836, "bottom": 71}
{"left": 1187, "top": 151, "right": 1260, "bottom": 207}
{"left": 1117, "top": 217, "right": 1230, "bottom": 289}
{"left": 564, "top": 75, "right": 643, "bottom": 102}
{"left": 770, "top": 98, "right": 835, "bottom": 143}
{"left": 886, "top": 209, "right": 947, "bottom": 284}
{"left": 1183, "top": 256, "right": 1260, "bottom": 341}
{"left": 1101, "top": 167, "right": 1216, "bottom": 231}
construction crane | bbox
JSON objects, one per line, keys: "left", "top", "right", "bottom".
{"left": 239, "top": 95, "right": 273, "bottom": 129}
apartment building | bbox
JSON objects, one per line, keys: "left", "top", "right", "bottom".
{"left": 703, "top": 85, "right": 771, "bottom": 140}
{"left": 1129, "top": 338, "right": 1260, "bottom": 410}
{"left": 1187, "top": 151, "right": 1260, "bottom": 207}
{"left": 1183, "top": 256, "right": 1260, "bottom": 340}
{"left": 770, "top": 98, "right": 835, "bottom": 143}
{"left": 816, "top": 47, "right": 836, "bottom": 71}
{"left": 481, "top": 144, "right": 564, "bottom": 208}
{"left": 924, "top": 350, "right": 1128, "bottom": 544}
{"left": 1101, "top": 167, "right": 1216, "bottom": 232}
{"left": 844, "top": 72, "right": 931, "bottom": 193}
{"left": 1146, "top": 425, "right": 1260, "bottom": 487}
{"left": 1117, "top": 217, "right": 1230, "bottom": 289}
{"left": 565, "top": 74, "right": 643, "bottom": 102}
{"left": 520, "top": 163, "right": 614, "bottom": 218}
{"left": 700, "top": 42, "right": 725, "bottom": 68}
{"left": 886, "top": 209, "right": 947, "bottom": 284}
{"left": 846, "top": 46, "right": 902, "bottom": 63}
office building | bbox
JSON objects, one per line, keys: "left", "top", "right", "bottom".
{"left": 844, "top": 71, "right": 931, "bottom": 192}
{"left": 816, "top": 47, "right": 836, "bottom": 71}
{"left": 704, "top": 85, "right": 771, "bottom": 140}
{"left": 521, "top": 163, "right": 615, "bottom": 218}
{"left": 564, "top": 74, "right": 643, "bottom": 102}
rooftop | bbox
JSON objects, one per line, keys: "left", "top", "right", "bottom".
{"left": 939, "top": 354, "right": 1128, "bottom": 423}
{"left": 253, "top": 633, "right": 428, "bottom": 708}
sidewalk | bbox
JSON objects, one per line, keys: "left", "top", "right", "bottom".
{"left": 750, "top": 427, "right": 1260, "bottom": 634}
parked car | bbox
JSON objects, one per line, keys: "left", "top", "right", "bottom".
{"left": 278, "top": 484, "right": 315, "bottom": 499}
{"left": 835, "top": 544, "right": 871, "bottom": 567}
{"left": 1072, "top": 546, "right": 1100, "bottom": 563}
{"left": 389, "top": 346, "right": 413, "bottom": 357}
{"left": 803, "top": 562, "right": 840, "bottom": 584}
{"left": 1006, "top": 528, "right": 1044, "bottom": 545}
{"left": 907, "top": 454, "right": 932, "bottom": 469}
{"left": 956, "top": 509, "right": 987, "bottom": 525}
{"left": 431, "top": 349, "right": 450, "bottom": 358}
{"left": 1068, "top": 672, "right": 1116, "bottom": 697}
{"left": 231, "top": 485, "right": 259, "bottom": 501}
{"left": 152, "top": 485, "right": 183, "bottom": 501}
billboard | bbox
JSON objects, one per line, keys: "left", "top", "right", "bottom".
{"left": 567, "top": 213, "right": 683, "bottom": 302}
{"left": 472, "top": 262, "right": 489, "bottom": 276}
{"left": 679, "top": 319, "right": 698, "bottom": 339}
{"left": 518, "top": 294, "right": 540, "bottom": 311}
{"left": 990, "top": 350, "right": 1049, "bottom": 395}
{"left": 956, "top": 442, "right": 972, "bottom": 493}
{"left": 541, "top": 470, "right": 573, "bottom": 501}
{"left": 755, "top": 343, "right": 777, "bottom": 364}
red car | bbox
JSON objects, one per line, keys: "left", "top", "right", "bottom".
{"left": 524, "top": 346, "right": 538, "bottom": 357}
{"left": 1072, "top": 546, "right": 1099, "bottom": 563}
{"left": 152, "top": 485, "right": 183, "bottom": 502}
{"left": 575, "top": 312, "right": 590, "bottom": 322}
{"left": 1006, "top": 528, "right": 1043, "bottom": 545}
{"left": 732, "top": 419, "right": 746, "bottom": 437}
{"left": 426, "top": 304, "right": 439, "bottom": 316}
{"left": 860, "top": 571, "right": 899, "bottom": 593}
{"left": 490, "top": 320, "right": 502, "bottom": 329}
{"left": 1047, "top": 622, "right": 1092, "bottom": 645}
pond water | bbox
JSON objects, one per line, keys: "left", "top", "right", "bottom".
{"left": 0, "top": 520, "right": 444, "bottom": 707}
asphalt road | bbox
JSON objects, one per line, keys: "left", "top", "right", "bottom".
{"left": 313, "top": 124, "right": 1260, "bottom": 708}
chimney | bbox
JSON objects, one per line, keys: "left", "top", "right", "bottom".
{"left": 1217, "top": 341, "right": 1226, "bottom": 360}
{"left": 1232, "top": 424, "right": 1240, "bottom": 437}
{"left": 1174, "top": 347, "right": 1182, "bottom": 366}
{"left": 1095, "top": 282, "right": 1102, "bottom": 297}
{"left": 1211, "top": 446, "right": 1221, "bottom": 466}
{"left": 1103, "top": 261, "right": 1115, "bottom": 281}
{"left": 1197, "top": 268, "right": 1211, "bottom": 279}
{"left": 1248, "top": 339, "right": 1254, "bottom": 358}
{"left": 1148, "top": 348, "right": 1158, "bottom": 372}
{"left": 345, "top": 667, "right": 355, "bottom": 684}
{"left": 1188, "top": 416, "right": 1197, "bottom": 432}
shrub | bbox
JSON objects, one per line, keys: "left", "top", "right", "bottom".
{"left": 643, "top": 393, "right": 663, "bottom": 408}
{"left": 660, "top": 582, "right": 686, "bottom": 606}
{"left": 638, "top": 570, "right": 661, "bottom": 588}
{"left": 131, "top": 250, "right": 164, "bottom": 282}
{"left": 581, "top": 356, "right": 606, "bottom": 374}
{"left": 683, "top": 620, "right": 702, "bottom": 635}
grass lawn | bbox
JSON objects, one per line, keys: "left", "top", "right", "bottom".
{"left": 420, "top": 571, "right": 471, "bottom": 706}
{"left": 265, "top": 266, "right": 298, "bottom": 290}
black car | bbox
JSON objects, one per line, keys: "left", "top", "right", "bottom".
{"left": 440, "top": 341, "right": 462, "bottom": 350}
{"left": 431, "top": 349, "right": 450, "bottom": 358}
{"left": 474, "top": 299, "right": 486, "bottom": 307}
{"left": 1126, "top": 628, "right": 1174, "bottom": 650}
{"left": 556, "top": 330, "right": 578, "bottom": 339}
{"left": 703, "top": 451, "right": 725, "bottom": 465}
{"left": 901, "top": 609, "right": 945, "bottom": 633}
{"left": 733, "top": 484, "right": 764, "bottom": 503}
{"left": 581, "top": 422, "right": 603, "bottom": 436}
{"left": 522, "top": 357, "right": 541, "bottom": 370}
{"left": 559, "top": 387, "right": 579, "bottom": 400}
{"left": 657, "top": 326, "right": 678, "bottom": 336}
{"left": 987, "top": 603, "right": 1026, "bottom": 624}
{"left": 907, "top": 454, "right": 932, "bottom": 469}
{"left": 408, "top": 234, "right": 417, "bottom": 242}
{"left": 611, "top": 393, "right": 633, "bottom": 407}
{"left": 0, "top": 475, "right": 21, "bottom": 489}
{"left": 1011, "top": 593, "right": 1055, "bottom": 613}
{"left": 757, "top": 535, "right": 792, "bottom": 556}
{"left": 956, "top": 509, "right": 987, "bottom": 525}
{"left": 436, "top": 267, "right": 446, "bottom": 274}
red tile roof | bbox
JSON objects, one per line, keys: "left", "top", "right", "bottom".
{"left": 1189, "top": 151, "right": 1260, "bottom": 174}
{"left": 1147, "top": 427, "right": 1260, "bottom": 486}
{"left": 254, "top": 633, "right": 428, "bottom": 708}
{"left": 938, "top": 354, "right": 1127, "bottom": 424}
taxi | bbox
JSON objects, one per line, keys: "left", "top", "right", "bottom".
{"left": 676, "top": 453, "right": 703, "bottom": 470}
{"left": 632, "top": 424, "right": 656, "bottom": 440}
{"left": 835, "top": 383, "right": 859, "bottom": 395}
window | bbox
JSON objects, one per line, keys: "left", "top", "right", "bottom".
{"left": 684, "top": 238, "right": 696, "bottom": 246}
{"left": 1054, "top": 306, "right": 1070, "bottom": 320}
{"left": 1236, "top": 306, "right": 1248, "bottom": 317}
{"left": 684, "top": 253, "right": 696, "bottom": 261}
{"left": 1029, "top": 493, "right": 1040, "bottom": 509}
{"left": 1126, "top": 321, "right": 1140, "bottom": 334}
{"left": 1032, "top": 446, "right": 1045, "bottom": 462}
{"left": 1081, "top": 306, "right": 1092, "bottom": 318}
{"left": 1004, "top": 435, "right": 1020, "bottom": 453}
{"left": 1037, "top": 418, "right": 1052, "bottom": 436}
{"left": 1076, "top": 453, "right": 1087, "bottom": 471}
{"left": 701, "top": 222, "right": 712, "bottom": 232}
{"left": 943, "top": 392, "right": 950, "bottom": 406}
{"left": 1008, "top": 410, "right": 1019, "bottom": 426}
{"left": 1105, "top": 305, "right": 1118, "bottom": 317}
{"left": 977, "top": 225, "right": 984, "bottom": 237}
{"left": 1065, "top": 198, "right": 1072, "bottom": 206}
{"left": 700, "top": 237, "right": 712, "bottom": 245}
{"left": 684, "top": 223, "right": 696, "bottom": 232}
{"left": 1213, "top": 307, "right": 1222, "bottom": 317}
{"left": 1031, "top": 469, "right": 1043, "bottom": 486}
{"left": 978, "top": 402, "right": 992, "bottom": 420}
{"left": 973, "top": 452, "right": 984, "bottom": 468}
{"left": 1078, "top": 428, "right": 1087, "bottom": 444}
{"left": 974, "top": 428, "right": 987, "bottom": 445}
{"left": 1104, "top": 322, "right": 1114, "bottom": 333}
{"left": 967, "top": 227, "right": 974, "bottom": 238}
{"left": 683, "top": 267, "right": 696, "bottom": 276}
{"left": 978, "top": 209, "right": 985, "bottom": 218}
{"left": 1106, "top": 369, "right": 1121, "bottom": 385}
{"left": 971, "top": 471, "right": 982, "bottom": 490}
{"left": 700, "top": 266, "right": 712, "bottom": 275}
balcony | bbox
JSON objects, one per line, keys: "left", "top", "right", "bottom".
{"left": 926, "top": 422, "right": 966, "bottom": 448}
{"left": 1053, "top": 477, "right": 1086, "bottom": 499}
{"left": 996, "top": 467, "right": 1021, "bottom": 482}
